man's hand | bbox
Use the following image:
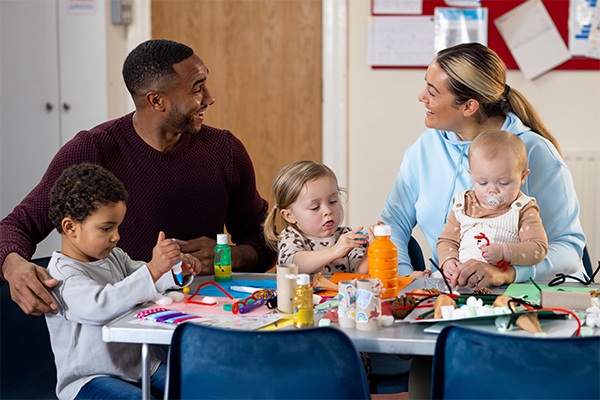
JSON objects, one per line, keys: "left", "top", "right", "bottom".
{"left": 3, "top": 252, "right": 58, "bottom": 316}
{"left": 176, "top": 236, "right": 260, "bottom": 273}
{"left": 176, "top": 236, "right": 216, "bottom": 275}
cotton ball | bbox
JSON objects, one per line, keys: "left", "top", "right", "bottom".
{"left": 381, "top": 315, "right": 394, "bottom": 327}
{"left": 452, "top": 308, "right": 465, "bottom": 319}
{"left": 462, "top": 306, "right": 476, "bottom": 318}
{"left": 586, "top": 315, "right": 600, "bottom": 328}
{"left": 202, "top": 296, "right": 217, "bottom": 304}
{"left": 476, "top": 306, "right": 494, "bottom": 317}
{"left": 495, "top": 316, "right": 511, "bottom": 332}
{"left": 441, "top": 305, "right": 454, "bottom": 319}
{"left": 586, "top": 305, "right": 600, "bottom": 314}
{"left": 494, "top": 306, "right": 510, "bottom": 315}
{"left": 155, "top": 295, "right": 173, "bottom": 306}
{"left": 466, "top": 296, "right": 483, "bottom": 308}
{"left": 591, "top": 297, "right": 600, "bottom": 308}
{"left": 168, "top": 292, "right": 185, "bottom": 302}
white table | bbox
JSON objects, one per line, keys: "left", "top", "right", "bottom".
{"left": 102, "top": 274, "right": 596, "bottom": 400}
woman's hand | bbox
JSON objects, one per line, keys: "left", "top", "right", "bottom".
{"left": 450, "top": 258, "right": 515, "bottom": 288}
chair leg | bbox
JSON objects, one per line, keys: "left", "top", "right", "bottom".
{"left": 407, "top": 355, "right": 432, "bottom": 400}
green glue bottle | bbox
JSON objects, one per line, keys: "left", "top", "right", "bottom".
{"left": 214, "top": 233, "right": 232, "bottom": 282}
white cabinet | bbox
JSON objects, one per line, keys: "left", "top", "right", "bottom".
{"left": 0, "top": 0, "right": 108, "bottom": 257}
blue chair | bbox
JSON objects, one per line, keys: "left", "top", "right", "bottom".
{"left": 431, "top": 325, "right": 600, "bottom": 399}
{"left": 165, "top": 324, "right": 371, "bottom": 399}
{"left": 583, "top": 245, "right": 593, "bottom": 281}
{"left": 408, "top": 236, "right": 426, "bottom": 272}
{"left": 1, "top": 256, "right": 57, "bottom": 399}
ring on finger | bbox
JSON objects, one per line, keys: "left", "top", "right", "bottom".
{"left": 475, "top": 273, "right": 483, "bottom": 282}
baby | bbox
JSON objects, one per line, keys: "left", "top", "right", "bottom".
{"left": 437, "top": 130, "right": 548, "bottom": 279}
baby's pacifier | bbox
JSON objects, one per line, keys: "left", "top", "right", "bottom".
{"left": 483, "top": 193, "right": 506, "bottom": 207}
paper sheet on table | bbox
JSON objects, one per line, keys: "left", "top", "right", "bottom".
{"left": 189, "top": 278, "right": 277, "bottom": 299}
{"left": 144, "top": 296, "right": 274, "bottom": 317}
{"left": 503, "top": 283, "right": 594, "bottom": 303}
{"left": 368, "top": 16, "right": 436, "bottom": 66}
{"left": 494, "top": 0, "right": 571, "bottom": 80}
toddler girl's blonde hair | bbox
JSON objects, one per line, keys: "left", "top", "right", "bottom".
{"left": 263, "top": 160, "right": 343, "bottom": 250}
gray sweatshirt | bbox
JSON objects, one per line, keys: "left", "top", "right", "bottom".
{"left": 45, "top": 248, "right": 186, "bottom": 400}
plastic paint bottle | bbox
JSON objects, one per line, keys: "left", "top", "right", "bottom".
{"left": 214, "top": 233, "right": 232, "bottom": 282}
{"left": 368, "top": 225, "right": 398, "bottom": 300}
{"left": 293, "top": 274, "right": 314, "bottom": 328}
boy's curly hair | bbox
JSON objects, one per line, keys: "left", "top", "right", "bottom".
{"left": 49, "top": 163, "right": 129, "bottom": 233}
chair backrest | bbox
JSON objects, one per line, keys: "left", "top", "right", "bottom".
{"left": 583, "top": 245, "right": 594, "bottom": 281}
{"left": 166, "top": 324, "right": 371, "bottom": 399}
{"left": 408, "top": 236, "right": 425, "bottom": 272}
{"left": 431, "top": 325, "right": 600, "bottom": 400}
{"left": 1, "top": 257, "right": 57, "bottom": 399}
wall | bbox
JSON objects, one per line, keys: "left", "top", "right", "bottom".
{"left": 106, "top": 0, "right": 151, "bottom": 120}
{"left": 346, "top": 0, "right": 600, "bottom": 265}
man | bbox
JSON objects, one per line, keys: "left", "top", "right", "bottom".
{"left": 0, "top": 39, "right": 276, "bottom": 315}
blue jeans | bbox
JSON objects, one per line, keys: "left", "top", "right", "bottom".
{"left": 75, "top": 363, "right": 166, "bottom": 400}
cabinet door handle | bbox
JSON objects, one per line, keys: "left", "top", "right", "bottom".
{"left": 63, "top": 102, "right": 71, "bottom": 111}
{"left": 46, "top": 102, "right": 54, "bottom": 111}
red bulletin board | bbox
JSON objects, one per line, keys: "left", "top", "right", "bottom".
{"left": 372, "top": 0, "right": 600, "bottom": 70}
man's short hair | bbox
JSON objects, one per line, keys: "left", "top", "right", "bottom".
{"left": 49, "top": 163, "right": 129, "bottom": 233}
{"left": 122, "top": 39, "right": 194, "bottom": 95}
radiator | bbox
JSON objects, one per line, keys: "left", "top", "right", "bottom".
{"left": 564, "top": 150, "right": 600, "bottom": 271}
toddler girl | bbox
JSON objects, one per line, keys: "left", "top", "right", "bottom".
{"left": 264, "top": 160, "right": 372, "bottom": 274}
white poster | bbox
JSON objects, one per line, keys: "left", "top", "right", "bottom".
{"left": 368, "top": 16, "right": 436, "bottom": 66}
{"left": 495, "top": 0, "right": 571, "bottom": 80}
{"left": 373, "top": 0, "right": 422, "bottom": 15}
{"left": 568, "top": 0, "right": 598, "bottom": 56}
{"left": 434, "top": 8, "right": 488, "bottom": 53}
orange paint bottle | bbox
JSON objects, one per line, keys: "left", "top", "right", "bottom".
{"left": 368, "top": 225, "right": 398, "bottom": 300}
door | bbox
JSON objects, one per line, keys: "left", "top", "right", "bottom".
{"left": 151, "top": 0, "right": 323, "bottom": 202}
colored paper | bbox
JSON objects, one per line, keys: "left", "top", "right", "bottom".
{"left": 503, "top": 283, "right": 594, "bottom": 303}
{"left": 188, "top": 279, "right": 277, "bottom": 299}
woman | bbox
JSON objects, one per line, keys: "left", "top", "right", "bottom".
{"left": 380, "top": 42, "right": 586, "bottom": 288}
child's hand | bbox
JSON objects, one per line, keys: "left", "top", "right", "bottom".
{"left": 181, "top": 253, "right": 201, "bottom": 277}
{"left": 479, "top": 243, "right": 504, "bottom": 265}
{"left": 332, "top": 227, "right": 368, "bottom": 259}
{"left": 367, "top": 222, "right": 384, "bottom": 245}
{"left": 147, "top": 231, "right": 182, "bottom": 282}
{"left": 442, "top": 258, "right": 460, "bottom": 278}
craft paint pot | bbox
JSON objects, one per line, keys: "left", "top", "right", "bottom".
{"left": 276, "top": 263, "right": 298, "bottom": 314}
{"left": 338, "top": 280, "right": 357, "bottom": 328}
{"left": 355, "top": 278, "right": 382, "bottom": 331}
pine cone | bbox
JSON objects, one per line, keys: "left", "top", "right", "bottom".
{"left": 392, "top": 295, "right": 417, "bottom": 319}
{"left": 473, "top": 287, "right": 492, "bottom": 295}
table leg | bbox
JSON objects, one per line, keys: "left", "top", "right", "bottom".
{"left": 142, "top": 343, "right": 150, "bottom": 400}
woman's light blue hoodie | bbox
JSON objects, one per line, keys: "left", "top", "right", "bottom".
{"left": 380, "top": 112, "right": 586, "bottom": 282}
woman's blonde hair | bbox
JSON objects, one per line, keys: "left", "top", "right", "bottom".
{"left": 263, "top": 160, "right": 343, "bottom": 250}
{"left": 435, "top": 43, "right": 562, "bottom": 155}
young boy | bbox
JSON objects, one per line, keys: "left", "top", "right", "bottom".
{"left": 437, "top": 130, "right": 548, "bottom": 280}
{"left": 45, "top": 163, "right": 200, "bottom": 400}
